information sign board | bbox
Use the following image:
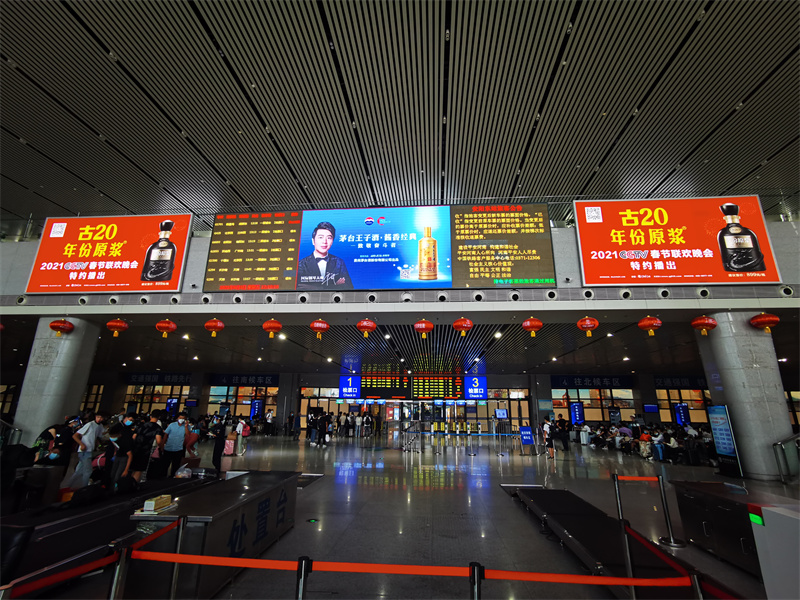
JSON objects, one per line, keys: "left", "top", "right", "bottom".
{"left": 413, "top": 376, "right": 463, "bottom": 399}
{"left": 707, "top": 405, "right": 743, "bottom": 477}
{"left": 339, "top": 375, "right": 361, "bottom": 399}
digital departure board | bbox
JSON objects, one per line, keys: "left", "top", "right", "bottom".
{"left": 204, "top": 213, "right": 302, "bottom": 291}
{"left": 203, "top": 205, "right": 555, "bottom": 292}
{"left": 362, "top": 375, "right": 411, "bottom": 399}
{"left": 412, "top": 376, "right": 463, "bottom": 400}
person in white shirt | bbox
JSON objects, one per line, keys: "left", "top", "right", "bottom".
{"left": 266, "top": 410, "right": 274, "bottom": 436}
{"left": 543, "top": 417, "right": 555, "bottom": 459}
{"left": 66, "top": 412, "right": 106, "bottom": 489}
{"left": 355, "top": 414, "right": 363, "bottom": 438}
{"left": 235, "top": 419, "right": 246, "bottom": 455}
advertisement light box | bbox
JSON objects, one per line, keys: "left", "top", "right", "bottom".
{"left": 203, "top": 204, "right": 555, "bottom": 292}
{"left": 574, "top": 196, "right": 779, "bottom": 286}
{"left": 27, "top": 214, "right": 193, "bottom": 294}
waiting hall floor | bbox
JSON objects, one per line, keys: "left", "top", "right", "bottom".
{"left": 204, "top": 431, "right": 798, "bottom": 600}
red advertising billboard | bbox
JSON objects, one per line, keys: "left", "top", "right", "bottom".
{"left": 574, "top": 196, "right": 780, "bottom": 286}
{"left": 26, "top": 214, "right": 193, "bottom": 293}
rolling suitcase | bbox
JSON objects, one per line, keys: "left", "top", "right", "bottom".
{"left": 223, "top": 439, "right": 235, "bottom": 456}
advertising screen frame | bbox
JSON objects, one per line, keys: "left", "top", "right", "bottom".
{"left": 27, "top": 214, "right": 193, "bottom": 294}
{"left": 573, "top": 195, "right": 780, "bottom": 286}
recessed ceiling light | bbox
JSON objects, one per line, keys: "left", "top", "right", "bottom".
{"left": 607, "top": 333, "right": 613, "bottom": 337}
{"left": 327, "top": 357, "right": 332, "bottom": 362}
{"left": 135, "top": 356, "right": 141, "bottom": 361}
{"left": 278, "top": 333, "right": 286, "bottom": 340}
{"left": 156, "top": 368, "right": 160, "bottom": 371}
{"left": 122, "top": 363, "right": 126, "bottom": 366}
{"left": 193, "top": 356, "right": 198, "bottom": 360}
{"left": 384, "top": 334, "right": 391, "bottom": 339}
{"left": 552, "top": 357, "right": 557, "bottom": 361}
{"left": 778, "top": 358, "right": 788, "bottom": 362}
{"left": 182, "top": 334, "right": 190, "bottom": 340}
{"left": 623, "top": 357, "right": 630, "bottom": 361}
{"left": 474, "top": 357, "right": 480, "bottom": 362}
{"left": 407, "top": 370, "right": 412, "bottom": 374}
{"left": 494, "top": 332, "right": 502, "bottom": 338}
{"left": 257, "top": 357, "right": 262, "bottom": 361}
{"left": 400, "top": 358, "right": 405, "bottom": 362}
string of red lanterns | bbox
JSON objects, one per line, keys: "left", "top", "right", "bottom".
{"left": 106, "top": 318, "right": 129, "bottom": 337}
{"left": 452, "top": 317, "right": 473, "bottom": 336}
{"left": 356, "top": 318, "right": 377, "bottom": 338}
{"left": 49, "top": 319, "right": 74, "bottom": 337}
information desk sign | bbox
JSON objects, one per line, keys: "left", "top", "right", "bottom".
{"left": 339, "top": 376, "right": 361, "bottom": 400}
{"left": 574, "top": 196, "right": 780, "bottom": 286}
{"left": 707, "top": 405, "right": 743, "bottom": 477}
{"left": 27, "top": 214, "right": 192, "bottom": 294}
{"left": 519, "top": 426, "right": 534, "bottom": 446}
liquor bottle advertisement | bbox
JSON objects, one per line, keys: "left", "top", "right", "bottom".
{"left": 573, "top": 196, "right": 780, "bottom": 285}
{"left": 26, "top": 214, "right": 192, "bottom": 294}
{"left": 293, "top": 206, "right": 452, "bottom": 291}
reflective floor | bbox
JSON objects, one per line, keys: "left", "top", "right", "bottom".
{"left": 205, "top": 430, "right": 798, "bottom": 600}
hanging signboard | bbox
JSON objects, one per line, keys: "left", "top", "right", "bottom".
{"left": 27, "top": 214, "right": 193, "bottom": 293}
{"left": 574, "top": 196, "right": 780, "bottom": 286}
{"left": 707, "top": 405, "right": 744, "bottom": 477}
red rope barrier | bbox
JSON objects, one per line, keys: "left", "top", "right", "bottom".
{"left": 129, "top": 551, "right": 691, "bottom": 588}
{"left": 701, "top": 580, "right": 738, "bottom": 599}
{"left": 130, "top": 518, "right": 182, "bottom": 550}
{"left": 617, "top": 476, "right": 659, "bottom": 482}
{"left": 8, "top": 553, "right": 120, "bottom": 598}
{"left": 485, "top": 570, "right": 691, "bottom": 588}
{"left": 623, "top": 525, "right": 688, "bottom": 576}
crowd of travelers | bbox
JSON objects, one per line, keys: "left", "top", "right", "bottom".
{"left": 541, "top": 414, "right": 718, "bottom": 466}
{"left": 304, "top": 411, "right": 382, "bottom": 447}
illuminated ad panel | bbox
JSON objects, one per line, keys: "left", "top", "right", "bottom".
{"left": 574, "top": 196, "right": 780, "bottom": 285}
{"left": 204, "top": 204, "right": 555, "bottom": 291}
{"left": 204, "top": 212, "right": 302, "bottom": 291}
{"left": 451, "top": 203, "right": 555, "bottom": 287}
{"left": 27, "top": 214, "right": 192, "bottom": 293}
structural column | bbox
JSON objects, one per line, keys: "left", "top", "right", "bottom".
{"left": 16, "top": 317, "right": 100, "bottom": 445}
{"left": 696, "top": 311, "right": 791, "bottom": 480}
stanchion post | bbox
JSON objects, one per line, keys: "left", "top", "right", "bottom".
{"left": 690, "top": 571, "right": 704, "bottom": 599}
{"left": 613, "top": 475, "right": 636, "bottom": 600}
{"left": 295, "top": 556, "right": 313, "bottom": 600}
{"left": 109, "top": 546, "right": 129, "bottom": 600}
{"left": 468, "top": 561, "right": 484, "bottom": 600}
{"left": 657, "top": 475, "right": 686, "bottom": 548}
{"left": 169, "top": 517, "right": 187, "bottom": 600}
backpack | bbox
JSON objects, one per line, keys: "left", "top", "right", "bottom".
{"left": 242, "top": 423, "right": 251, "bottom": 437}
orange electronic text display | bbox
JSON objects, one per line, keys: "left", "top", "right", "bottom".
{"left": 26, "top": 214, "right": 192, "bottom": 293}
{"left": 574, "top": 196, "right": 780, "bottom": 286}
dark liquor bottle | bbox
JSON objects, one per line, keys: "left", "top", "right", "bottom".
{"left": 717, "top": 203, "right": 765, "bottom": 272}
{"left": 141, "top": 220, "right": 177, "bottom": 281}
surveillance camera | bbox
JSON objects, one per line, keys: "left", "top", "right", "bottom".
{"left": 565, "top": 277, "right": 572, "bottom": 283}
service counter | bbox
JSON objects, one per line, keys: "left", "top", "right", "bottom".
{"left": 126, "top": 471, "right": 299, "bottom": 599}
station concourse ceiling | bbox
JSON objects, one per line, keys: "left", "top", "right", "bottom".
{"left": 0, "top": 0, "right": 798, "bottom": 384}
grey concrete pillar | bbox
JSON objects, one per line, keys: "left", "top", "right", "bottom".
{"left": 16, "top": 317, "right": 100, "bottom": 445}
{"left": 635, "top": 374, "right": 661, "bottom": 424}
{"left": 697, "top": 311, "right": 792, "bottom": 480}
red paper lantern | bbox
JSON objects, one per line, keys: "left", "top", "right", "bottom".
{"left": 414, "top": 319, "right": 434, "bottom": 339}
{"left": 453, "top": 317, "right": 473, "bottom": 337}
{"left": 638, "top": 315, "right": 662, "bottom": 337}
{"left": 106, "top": 318, "right": 129, "bottom": 338}
{"left": 356, "top": 318, "right": 377, "bottom": 338}
{"left": 310, "top": 318, "right": 329, "bottom": 340}
{"left": 691, "top": 315, "right": 717, "bottom": 336}
{"left": 204, "top": 318, "right": 225, "bottom": 337}
{"left": 750, "top": 312, "right": 779, "bottom": 334}
{"left": 577, "top": 316, "right": 599, "bottom": 337}
{"left": 49, "top": 319, "right": 74, "bottom": 337}
{"left": 155, "top": 318, "right": 177, "bottom": 338}
{"left": 522, "top": 317, "right": 543, "bottom": 337}
{"left": 262, "top": 318, "right": 282, "bottom": 338}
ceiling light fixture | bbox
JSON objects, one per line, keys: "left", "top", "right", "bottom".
{"left": 327, "top": 357, "right": 333, "bottom": 362}
{"left": 135, "top": 356, "right": 141, "bottom": 361}
{"left": 193, "top": 356, "right": 198, "bottom": 360}
{"left": 400, "top": 358, "right": 405, "bottom": 362}
{"left": 623, "top": 357, "right": 630, "bottom": 361}
{"left": 494, "top": 332, "right": 502, "bottom": 338}
{"left": 778, "top": 358, "right": 788, "bottom": 362}
{"left": 384, "top": 334, "right": 391, "bottom": 339}
{"left": 607, "top": 333, "right": 613, "bottom": 337}
{"left": 278, "top": 333, "right": 286, "bottom": 340}
{"left": 182, "top": 334, "right": 190, "bottom": 340}
{"left": 407, "top": 369, "right": 412, "bottom": 374}
{"left": 122, "top": 363, "right": 126, "bottom": 367}
{"left": 257, "top": 357, "right": 262, "bottom": 361}
{"left": 552, "top": 357, "right": 557, "bottom": 361}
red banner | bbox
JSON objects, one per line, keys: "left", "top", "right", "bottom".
{"left": 26, "top": 214, "right": 192, "bottom": 293}
{"left": 574, "top": 196, "right": 780, "bottom": 285}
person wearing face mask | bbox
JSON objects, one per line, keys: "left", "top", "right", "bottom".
{"left": 66, "top": 412, "right": 107, "bottom": 490}
{"left": 108, "top": 423, "right": 134, "bottom": 488}
{"left": 162, "top": 412, "right": 189, "bottom": 477}
{"left": 211, "top": 415, "right": 227, "bottom": 477}
{"left": 131, "top": 411, "right": 164, "bottom": 482}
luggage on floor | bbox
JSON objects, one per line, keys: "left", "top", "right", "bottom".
{"left": 223, "top": 439, "right": 235, "bottom": 456}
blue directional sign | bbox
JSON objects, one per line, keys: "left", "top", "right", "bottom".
{"left": 339, "top": 375, "right": 361, "bottom": 399}
{"left": 674, "top": 403, "right": 690, "bottom": 426}
{"left": 465, "top": 376, "right": 487, "bottom": 400}
{"left": 569, "top": 402, "right": 585, "bottom": 425}
{"left": 519, "top": 426, "right": 534, "bottom": 446}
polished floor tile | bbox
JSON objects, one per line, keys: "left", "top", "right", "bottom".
{"left": 204, "top": 431, "right": 798, "bottom": 600}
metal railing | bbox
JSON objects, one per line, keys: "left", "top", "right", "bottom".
{"left": 773, "top": 432, "right": 800, "bottom": 484}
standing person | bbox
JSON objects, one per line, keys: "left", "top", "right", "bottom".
{"left": 108, "top": 423, "right": 134, "bottom": 487}
{"left": 317, "top": 412, "right": 329, "bottom": 447}
{"left": 373, "top": 413, "right": 381, "bottom": 437}
{"left": 235, "top": 418, "right": 247, "bottom": 455}
{"left": 296, "top": 222, "right": 354, "bottom": 290}
{"left": 555, "top": 413, "right": 570, "bottom": 451}
{"left": 307, "top": 413, "right": 317, "bottom": 445}
{"left": 131, "top": 412, "right": 163, "bottom": 482}
{"left": 210, "top": 415, "right": 227, "bottom": 477}
{"left": 355, "top": 413, "right": 363, "bottom": 438}
{"left": 266, "top": 410, "right": 274, "bottom": 436}
{"left": 347, "top": 413, "right": 355, "bottom": 437}
{"left": 338, "top": 412, "right": 346, "bottom": 437}
{"left": 67, "top": 412, "right": 106, "bottom": 490}
{"left": 543, "top": 417, "right": 555, "bottom": 460}
{"left": 162, "top": 412, "right": 189, "bottom": 476}
{"left": 293, "top": 412, "right": 302, "bottom": 440}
